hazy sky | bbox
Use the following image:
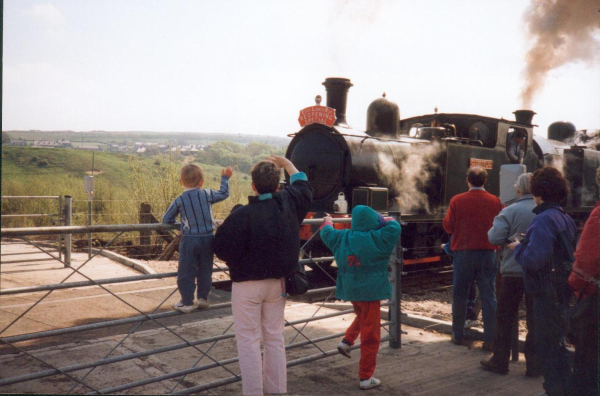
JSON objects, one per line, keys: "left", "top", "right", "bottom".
{"left": 3, "top": 0, "right": 599, "bottom": 138}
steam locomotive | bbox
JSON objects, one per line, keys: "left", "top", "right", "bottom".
{"left": 285, "top": 77, "right": 600, "bottom": 271}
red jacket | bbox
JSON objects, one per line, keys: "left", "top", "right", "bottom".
{"left": 568, "top": 203, "right": 599, "bottom": 297}
{"left": 443, "top": 189, "right": 502, "bottom": 251}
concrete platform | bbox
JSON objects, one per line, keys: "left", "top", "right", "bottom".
{"left": 0, "top": 303, "right": 544, "bottom": 395}
{"left": 0, "top": 242, "right": 229, "bottom": 344}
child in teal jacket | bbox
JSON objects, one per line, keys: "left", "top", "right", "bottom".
{"left": 320, "top": 205, "right": 401, "bottom": 390}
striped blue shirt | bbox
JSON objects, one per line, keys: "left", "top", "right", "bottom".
{"left": 162, "top": 175, "right": 230, "bottom": 236}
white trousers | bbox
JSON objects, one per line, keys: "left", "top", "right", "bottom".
{"left": 232, "top": 278, "right": 287, "bottom": 395}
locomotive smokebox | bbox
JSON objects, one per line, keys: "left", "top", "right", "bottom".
{"left": 366, "top": 93, "right": 400, "bottom": 138}
{"left": 323, "top": 78, "right": 353, "bottom": 127}
{"left": 513, "top": 110, "right": 536, "bottom": 126}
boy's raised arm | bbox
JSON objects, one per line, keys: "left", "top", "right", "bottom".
{"left": 208, "top": 167, "right": 233, "bottom": 203}
{"left": 267, "top": 155, "right": 299, "bottom": 176}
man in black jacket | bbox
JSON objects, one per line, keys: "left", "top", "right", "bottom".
{"left": 214, "top": 155, "right": 312, "bottom": 396}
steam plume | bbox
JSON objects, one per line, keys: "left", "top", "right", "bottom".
{"left": 377, "top": 142, "right": 442, "bottom": 214}
{"left": 520, "top": 0, "right": 600, "bottom": 108}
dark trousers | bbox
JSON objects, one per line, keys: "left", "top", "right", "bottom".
{"left": 177, "top": 235, "right": 214, "bottom": 305}
{"left": 570, "top": 294, "right": 599, "bottom": 396}
{"left": 534, "top": 294, "right": 571, "bottom": 396}
{"left": 490, "top": 276, "right": 539, "bottom": 371}
{"left": 452, "top": 250, "right": 497, "bottom": 342}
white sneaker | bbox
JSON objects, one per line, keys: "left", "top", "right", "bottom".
{"left": 337, "top": 340, "right": 352, "bottom": 358}
{"left": 173, "top": 301, "right": 196, "bottom": 313}
{"left": 196, "top": 298, "right": 210, "bottom": 309}
{"left": 359, "top": 377, "right": 381, "bottom": 390}
{"left": 464, "top": 319, "right": 479, "bottom": 328}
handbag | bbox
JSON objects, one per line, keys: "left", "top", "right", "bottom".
{"left": 284, "top": 264, "right": 309, "bottom": 296}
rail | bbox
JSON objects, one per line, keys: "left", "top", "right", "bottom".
{"left": 0, "top": 215, "right": 403, "bottom": 394}
{"left": 1, "top": 195, "right": 64, "bottom": 264}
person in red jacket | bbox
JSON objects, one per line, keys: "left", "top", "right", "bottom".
{"left": 567, "top": 167, "right": 599, "bottom": 396}
{"left": 443, "top": 166, "right": 502, "bottom": 349}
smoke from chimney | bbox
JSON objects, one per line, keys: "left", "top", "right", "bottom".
{"left": 520, "top": 0, "right": 600, "bottom": 108}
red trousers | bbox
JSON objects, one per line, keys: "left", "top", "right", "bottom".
{"left": 344, "top": 301, "right": 381, "bottom": 380}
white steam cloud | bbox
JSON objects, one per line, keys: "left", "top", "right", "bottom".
{"left": 377, "top": 142, "right": 443, "bottom": 214}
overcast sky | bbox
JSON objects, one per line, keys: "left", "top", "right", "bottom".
{"left": 3, "top": 0, "right": 599, "bottom": 138}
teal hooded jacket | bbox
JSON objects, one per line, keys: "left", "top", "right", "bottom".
{"left": 320, "top": 205, "right": 401, "bottom": 302}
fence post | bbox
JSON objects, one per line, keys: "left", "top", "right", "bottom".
{"left": 64, "top": 195, "right": 72, "bottom": 267}
{"left": 139, "top": 202, "right": 152, "bottom": 258}
{"left": 389, "top": 211, "right": 404, "bottom": 349}
{"left": 58, "top": 195, "right": 63, "bottom": 262}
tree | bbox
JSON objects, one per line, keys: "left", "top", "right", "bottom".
{"left": 2, "top": 131, "right": 12, "bottom": 144}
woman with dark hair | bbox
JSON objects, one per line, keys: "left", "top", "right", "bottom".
{"left": 509, "top": 166, "right": 577, "bottom": 396}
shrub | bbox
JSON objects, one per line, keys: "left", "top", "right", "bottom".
{"left": 37, "top": 159, "right": 49, "bottom": 167}
{"left": 30, "top": 156, "right": 39, "bottom": 163}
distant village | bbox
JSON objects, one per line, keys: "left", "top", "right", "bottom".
{"left": 4, "top": 137, "right": 208, "bottom": 155}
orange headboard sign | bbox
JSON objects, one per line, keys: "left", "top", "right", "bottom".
{"left": 298, "top": 106, "right": 336, "bottom": 127}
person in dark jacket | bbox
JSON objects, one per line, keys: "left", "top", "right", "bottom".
{"left": 506, "top": 129, "right": 526, "bottom": 164}
{"left": 480, "top": 172, "right": 540, "bottom": 376}
{"left": 320, "top": 205, "right": 401, "bottom": 390}
{"left": 213, "top": 156, "right": 312, "bottom": 396}
{"left": 512, "top": 167, "right": 577, "bottom": 396}
{"left": 567, "top": 167, "right": 599, "bottom": 396}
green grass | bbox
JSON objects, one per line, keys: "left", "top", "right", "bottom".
{"left": 1, "top": 147, "right": 253, "bottom": 229}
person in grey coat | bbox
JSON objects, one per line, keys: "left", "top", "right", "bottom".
{"left": 480, "top": 173, "right": 541, "bottom": 376}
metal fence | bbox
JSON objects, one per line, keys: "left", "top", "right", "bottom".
{"left": 0, "top": 217, "right": 404, "bottom": 394}
{"left": 1, "top": 195, "right": 65, "bottom": 264}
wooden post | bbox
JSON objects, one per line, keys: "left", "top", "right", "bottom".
{"left": 139, "top": 202, "right": 152, "bottom": 258}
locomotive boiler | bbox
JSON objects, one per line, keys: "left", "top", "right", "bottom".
{"left": 285, "top": 77, "right": 599, "bottom": 271}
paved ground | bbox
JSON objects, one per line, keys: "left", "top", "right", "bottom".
{"left": 0, "top": 242, "right": 546, "bottom": 395}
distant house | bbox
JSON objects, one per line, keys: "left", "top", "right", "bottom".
{"left": 136, "top": 147, "right": 147, "bottom": 154}
{"left": 9, "top": 138, "right": 28, "bottom": 146}
{"left": 79, "top": 145, "right": 101, "bottom": 151}
{"left": 58, "top": 139, "right": 72, "bottom": 148}
{"left": 33, "top": 140, "right": 61, "bottom": 148}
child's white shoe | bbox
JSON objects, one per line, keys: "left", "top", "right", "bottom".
{"left": 196, "top": 298, "right": 210, "bottom": 309}
{"left": 359, "top": 377, "right": 381, "bottom": 390}
{"left": 337, "top": 340, "right": 352, "bottom": 358}
{"left": 173, "top": 301, "right": 196, "bottom": 313}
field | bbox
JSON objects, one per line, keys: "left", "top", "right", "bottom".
{"left": 4, "top": 130, "right": 291, "bottom": 148}
{"left": 1, "top": 146, "right": 253, "bottom": 230}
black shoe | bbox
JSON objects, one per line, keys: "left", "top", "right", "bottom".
{"left": 482, "top": 341, "right": 494, "bottom": 352}
{"left": 480, "top": 358, "right": 508, "bottom": 375}
{"left": 525, "top": 368, "right": 542, "bottom": 378}
{"left": 452, "top": 335, "right": 468, "bottom": 346}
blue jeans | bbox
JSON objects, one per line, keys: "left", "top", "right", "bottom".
{"left": 452, "top": 250, "right": 497, "bottom": 342}
{"left": 177, "top": 235, "right": 214, "bottom": 305}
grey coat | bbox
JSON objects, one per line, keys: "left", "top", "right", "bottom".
{"left": 487, "top": 194, "right": 536, "bottom": 277}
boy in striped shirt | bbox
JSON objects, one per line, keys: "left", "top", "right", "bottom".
{"left": 163, "top": 163, "right": 233, "bottom": 313}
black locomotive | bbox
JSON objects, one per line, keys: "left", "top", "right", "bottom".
{"left": 286, "top": 77, "right": 599, "bottom": 269}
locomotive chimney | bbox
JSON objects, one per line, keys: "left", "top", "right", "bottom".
{"left": 513, "top": 110, "right": 536, "bottom": 126}
{"left": 322, "top": 77, "right": 353, "bottom": 127}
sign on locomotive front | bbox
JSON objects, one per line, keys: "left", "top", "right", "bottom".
{"left": 298, "top": 106, "right": 336, "bottom": 127}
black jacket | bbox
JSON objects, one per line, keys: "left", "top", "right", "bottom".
{"left": 213, "top": 179, "right": 312, "bottom": 282}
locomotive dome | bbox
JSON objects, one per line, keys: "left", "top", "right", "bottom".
{"left": 366, "top": 93, "right": 400, "bottom": 138}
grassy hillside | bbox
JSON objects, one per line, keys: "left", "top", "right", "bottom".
{"left": 3, "top": 130, "right": 291, "bottom": 148}
{"left": 1, "top": 146, "right": 252, "bottom": 229}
